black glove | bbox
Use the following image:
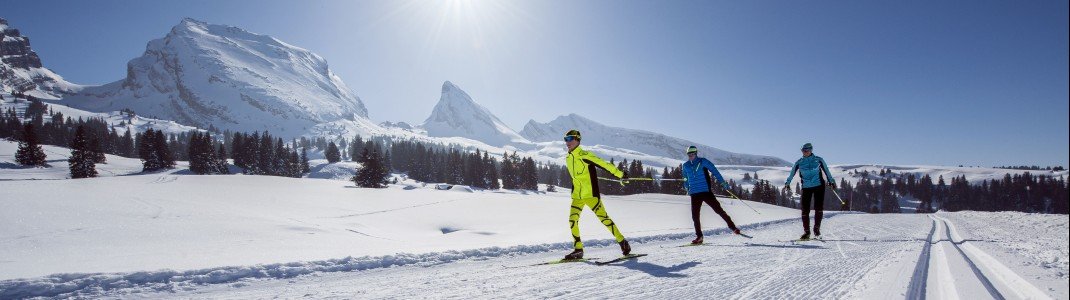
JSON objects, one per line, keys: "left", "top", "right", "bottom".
{"left": 828, "top": 182, "right": 837, "bottom": 189}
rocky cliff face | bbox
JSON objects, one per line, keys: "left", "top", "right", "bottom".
{"left": 0, "top": 17, "right": 80, "bottom": 99}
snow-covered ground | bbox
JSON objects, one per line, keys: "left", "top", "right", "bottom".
{"left": 1, "top": 140, "right": 1067, "bottom": 299}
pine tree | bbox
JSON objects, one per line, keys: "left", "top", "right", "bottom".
{"left": 500, "top": 152, "right": 515, "bottom": 189}
{"left": 350, "top": 134, "right": 364, "bottom": 161}
{"left": 325, "top": 141, "right": 341, "bottom": 163}
{"left": 300, "top": 146, "right": 311, "bottom": 174}
{"left": 232, "top": 132, "right": 246, "bottom": 170}
{"left": 15, "top": 123, "right": 47, "bottom": 167}
{"left": 216, "top": 143, "right": 230, "bottom": 174}
{"left": 188, "top": 131, "right": 218, "bottom": 174}
{"left": 68, "top": 125, "right": 97, "bottom": 178}
{"left": 256, "top": 133, "right": 274, "bottom": 174}
{"left": 916, "top": 174, "right": 934, "bottom": 213}
{"left": 520, "top": 157, "right": 538, "bottom": 190}
{"left": 382, "top": 149, "right": 392, "bottom": 174}
{"left": 353, "top": 144, "right": 388, "bottom": 188}
{"left": 274, "top": 137, "right": 287, "bottom": 175}
{"left": 119, "top": 130, "right": 135, "bottom": 157}
{"left": 485, "top": 152, "right": 500, "bottom": 190}
{"left": 157, "top": 131, "right": 176, "bottom": 169}
{"left": 137, "top": 130, "right": 156, "bottom": 170}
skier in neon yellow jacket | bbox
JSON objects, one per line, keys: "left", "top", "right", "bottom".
{"left": 562, "top": 129, "right": 631, "bottom": 260}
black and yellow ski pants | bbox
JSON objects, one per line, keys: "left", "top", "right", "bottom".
{"left": 569, "top": 196, "right": 626, "bottom": 249}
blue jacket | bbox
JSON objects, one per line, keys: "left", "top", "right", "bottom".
{"left": 785, "top": 155, "right": 835, "bottom": 189}
{"left": 682, "top": 157, "right": 726, "bottom": 195}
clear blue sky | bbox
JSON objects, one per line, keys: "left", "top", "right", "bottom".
{"left": 5, "top": 0, "right": 1067, "bottom": 167}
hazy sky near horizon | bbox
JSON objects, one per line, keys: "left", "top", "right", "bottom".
{"left": 4, "top": 0, "right": 1068, "bottom": 166}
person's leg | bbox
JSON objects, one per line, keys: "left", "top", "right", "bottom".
{"left": 588, "top": 197, "right": 625, "bottom": 242}
{"left": 814, "top": 187, "right": 826, "bottom": 236}
{"left": 691, "top": 194, "right": 703, "bottom": 238}
{"left": 800, "top": 187, "right": 814, "bottom": 235}
{"left": 703, "top": 193, "right": 738, "bottom": 231}
{"left": 569, "top": 198, "right": 585, "bottom": 249}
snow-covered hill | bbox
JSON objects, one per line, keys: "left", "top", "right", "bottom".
{"left": 522, "top": 113, "right": 790, "bottom": 167}
{"left": 0, "top": 18, "right": 81, "bottom": 100}
{"left": 60, "top": 18, "right": 368, "bottom": 135}
{"left": 2, "top": 96, "right": 199, "bottom": 138}
{"left": 421, "top": 81, "right": 532, "bottom": 148}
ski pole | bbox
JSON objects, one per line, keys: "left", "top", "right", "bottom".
{"left": 723, "top": 188, "right": 761, "bottom": 214}
{"left": 830, "top": 188, "right": 847, "bottom": 205}
{"left": 597, "top": 177, "right": 666, "bottom": 182}
{"left": 596, "top": 177, "right": 655, "bottom": 185}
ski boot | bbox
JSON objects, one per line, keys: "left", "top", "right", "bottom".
{"left": 690, "top": 237, "right": 704, "bottom": 245}
{"left": 619, "top": 240, "right": 632, "bottom": 256}
{"left": 799, "top": 232, "right": 811, "bottom": 241}
{"left": 564, "top": 249, "right": 584, "bottom": 260}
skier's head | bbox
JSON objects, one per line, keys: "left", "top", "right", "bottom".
{"left": 801, "top": 143, "right": 813, "bottom": 156}
{"left": 563, "top": 130, "right": 581, "bottom": 150}
{"left": 686, "top": 145, "right": 698, "bottom": 161}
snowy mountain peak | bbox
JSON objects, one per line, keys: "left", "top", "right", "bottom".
{"left": 422, "top": 81, "right": 531, "bottom": 147}
{"left": 62, "top": 18, "right": 369, "bottom": 137}
{"left": 520, "top": 114, "right": 790, "bottom": 166}
{"left": 0, "top": 17, "right": 81, "bottom": 100}
{"left": 441, "top": 80, "right": 459, "bottom": 92}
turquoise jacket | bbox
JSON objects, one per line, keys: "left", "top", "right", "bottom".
{"left": 785, "top": 155, "right": 835, "bottom": 189}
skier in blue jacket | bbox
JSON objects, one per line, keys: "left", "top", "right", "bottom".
{"left": 784, "top": 143, "right": 835, "bottom": 240}
{"left": 682, "top": 146, "right": 741, "bottom": 245}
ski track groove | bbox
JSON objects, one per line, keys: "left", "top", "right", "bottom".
{"left": 929, "top": 214, "right": 1053, "bottom": 300}
{"left": 937, "top": 215, "right": 1005, "bottom": 300}
{"left": 905, "top": 218, "right": 937, "bottom": 300}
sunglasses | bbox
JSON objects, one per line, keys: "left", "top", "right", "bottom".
{"left": 687, "top": 152, "right": 697, "bottom": 156}
{"left": 563, "top": 136, "right": 578, "bottom": 142}
{"left": 801, "top": 148, "right": 812, "bottom": 152}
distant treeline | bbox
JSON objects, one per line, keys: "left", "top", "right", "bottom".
{"left": 4, "top": 96, "right": 1066, "bottom": 214}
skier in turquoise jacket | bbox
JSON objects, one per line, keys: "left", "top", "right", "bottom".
{"left": 682, "top": 146, "right": 741, "bottom": 244}
{"left": 784, "top": 143, "right": 835, "bottom": 240}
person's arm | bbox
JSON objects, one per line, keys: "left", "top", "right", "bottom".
{"left": 681, "top": 162, "right": 692, "bottom": 182}
{"left": 819, "top": 157, "right": 835, "bottom": 187}
{"left": 581, "top": 151, "right": 625, "bottom": 178}
{"left": 785, "top": 160, "right": 799, "bottom": 186}
{"left": 701, "top": 158, "right": 726, "bottom": 183}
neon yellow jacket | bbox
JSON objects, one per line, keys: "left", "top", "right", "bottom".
{"left": 566, "top": 146, "right": 625, "bottom": 200}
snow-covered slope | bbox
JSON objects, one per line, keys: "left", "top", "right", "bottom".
{"left": 60, "top": 18, "right": 368, "bottom": 136}
{"left": 0, "top": 173, "right": 798, "bottom": 282}
{"left": 0, "top": 172, "right": 1065, "bottom": 299}
{"left": 521, "top": 113, "right": 790, "bottom": 167}
{"left": 422, "top": 81, "right": 532, "bottom": 148}
{"left": 0, "top": 18, "right": 81, "bottom": 100}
